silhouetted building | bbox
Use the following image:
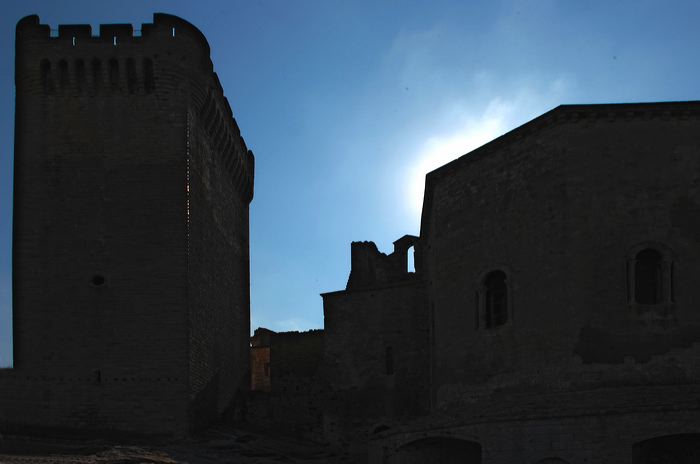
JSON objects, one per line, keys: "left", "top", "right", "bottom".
{"left": 0, "top": 13, "right": 254, "bottom": 437}
{"left": 323, "top": 101, "right": 700, "bottom": 463}
{"left": 321, "top": 236, "right": 429, "bottom": 446}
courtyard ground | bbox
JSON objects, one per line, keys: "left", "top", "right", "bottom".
{"left": 0, "top": 426, "right": 358, "bottom": 464}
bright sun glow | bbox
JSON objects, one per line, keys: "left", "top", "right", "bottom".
{"left": 407, "top": 98, "right": 515, "bottom": 215}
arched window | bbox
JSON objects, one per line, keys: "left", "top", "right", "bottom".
{"left": 627, "top": 243, "right": 674, "bottom": 307}
{"left": 635, "top": 249, "right": 663, "bottom": 304}
{"left": 478, "top": 270, "right": 509, "bottom": 329}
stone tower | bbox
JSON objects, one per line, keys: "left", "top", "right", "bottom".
{"left": 2, "top": 13, "right": 254, "bottom": 436}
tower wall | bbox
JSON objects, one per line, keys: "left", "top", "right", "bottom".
{"left": 1, "top": 13, "right": 253, "bottom": 436}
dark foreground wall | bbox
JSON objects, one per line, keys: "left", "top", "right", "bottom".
{"left": 0, "top": 13, "right": 253, "bottom": 437}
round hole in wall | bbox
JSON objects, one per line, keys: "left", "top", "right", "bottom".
{"left": 91, "top": 275, "right": 105, "bottom": 286}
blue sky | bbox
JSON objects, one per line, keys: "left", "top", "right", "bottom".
{"left": 1, "top": 0, "right": 699, "bottom": 366}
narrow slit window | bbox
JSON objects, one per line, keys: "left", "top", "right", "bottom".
{"left": 143, "top": 58, "right": 155, "bottom": 93}
{"left": 484, "top": 270, "right": 508, "bottom": 329}
{"left": 126, "top": 58, "right": 137, "bottom": 94}
{"left": 91, "top": 59, "right": 102, "bottom": 90}
{"left": 635, "top": 249, "right": 663, "bottom": 304}
{"left": 58, "top": 60, "right": 68, "bottom": 93}
{"left": 109, "top": 58, "right": 119, "bottom": 90}
{"left": 75, "top": 59, "right": 86, "bottom": 93}
{"left": 385, "top": 346, "right": 394, "bottom": 375}
{"left": 40, "top": 59, "right": 54, "bottom": 94}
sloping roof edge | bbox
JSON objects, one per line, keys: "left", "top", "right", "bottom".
{"left": 418, "top": 100, "right": 700, "bottom": 239}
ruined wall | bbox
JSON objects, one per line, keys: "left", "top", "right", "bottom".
{"left": 1, "top": 14, "right": 253, "bottom": 437}
{"left": 246, "top": 329, "right": 325, "bottom": 440}
{"left": 322, "top": 238, "right": 429, "bottom": 445}
{"left": 250, "top": 346, "right": 271, "bottom": 392}
{"left": 269, "top": 329, "right": 324, "bottom": 393}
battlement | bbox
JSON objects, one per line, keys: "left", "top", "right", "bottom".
{"left": 17, "top": 14, "right": 211, "bottom": 58}
{"left": 15, "top": 13, "right": 215, "bottom": 98}
{"left": 15, "top": 13, "right": 254, "bottom": 202}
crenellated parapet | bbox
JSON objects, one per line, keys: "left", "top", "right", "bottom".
{"left": 15, "top": 13, "right": 254, "bottom": 202}
{"left": 196, "top": 84, "right": 255, "bottom": 203}
{"left": 16, "top": 14, "right": 212, "bottom": 94}
{"left": 16, "top": 13, "right": 212, "bottom": 57}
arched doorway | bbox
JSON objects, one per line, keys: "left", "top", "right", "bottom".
{"left": 633, "top": 434, "right": 700, "bottom": 463}
{"left": 390, "top": 437, "right": 481, "bottom": 464}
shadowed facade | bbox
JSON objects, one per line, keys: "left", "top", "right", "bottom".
{"left": 322, "top": 101, "right": 700, "bottom": 462}
{"left": 0, "top": 13, "right": 253, "bottom": 437}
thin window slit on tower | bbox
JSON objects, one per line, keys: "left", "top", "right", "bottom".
{"left": 126, "top": 58, "right": 137, "bottom": 94}
{"left": 72, "top": 36, "right": 76, "bottom": 46}
{"left": 58, "top": 60, "right": 68, "bottom": 93}
{"left": 91, "top": 59, "right": 102, "bottom": 90}
{"left": 109, "top": 58, "right": 119, "bottom": 91}
{"left": 75, "top": 59, "right": 85, "bottom": 93}
{"left": 113, "top": 36, "right": 117, "bottom": 46}
{"left": 40, "top": 59, "right": 54, "bottom": 94}
{"left": 143, "top": 58, "right": 155, "bottom": 93}
{"left": 172, "top": 27, "right": 176, "bottom": 37}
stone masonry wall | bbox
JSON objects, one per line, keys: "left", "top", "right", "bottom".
{"left": 246, "top": 329, "right": 325, "bottom": 441}
{"left": 186, "top": 73, "right": 253, "bottom": 430}
{"left": 422, "top": 102, "right": 700, "bottom": 411}
{"left": 322, "top": 279, "right": 429, "bottom": 446}
{"left": 0, "top": 13, "right": 253, "bottom": 437}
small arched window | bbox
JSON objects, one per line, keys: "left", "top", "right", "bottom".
{"left": 477, "top": 270, "right": 509, "bottom": 329}
{"left": 635, "top": 249, "right": 663, "bottom": 304}
{"left": 627, "top": 243, "right": 674, "bottom": 309}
